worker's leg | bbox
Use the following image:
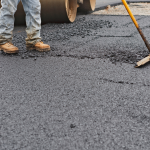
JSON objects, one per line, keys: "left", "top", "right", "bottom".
{"left": 21, "top": 0, "right": 50, "bottom": 51}
{"left": 0, "top": 0, "right": 19, "bottom": 44}
{"left": 21, "top": 0, "right": 41, "bottom": 46}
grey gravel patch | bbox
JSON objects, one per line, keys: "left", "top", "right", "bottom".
{"left": 3, "top": 15, "right": 150, "bottom": 65}
{"left": 8, "top": 16, "right": 114, "bottom": 60}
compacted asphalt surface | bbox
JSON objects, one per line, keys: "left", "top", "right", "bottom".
{"left": 1, "top": 1, "right": 150, "bottom": 150}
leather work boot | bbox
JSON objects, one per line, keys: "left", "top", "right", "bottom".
{"left": 27, "top": 41, "right": 50, "bottom": 52}
{"left": 0, "top": 43, "right": 19, "bottom": 54}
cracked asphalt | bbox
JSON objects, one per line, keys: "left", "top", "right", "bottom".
{"left": 1, "top": 1, "right": 150, "bottom": 150}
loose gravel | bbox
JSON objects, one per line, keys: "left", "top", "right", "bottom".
{"left": 2, "top": 3, "right": 150, "bottom": 64}
{"left": 2, "top": 12, "right": 150, "bottom": 65}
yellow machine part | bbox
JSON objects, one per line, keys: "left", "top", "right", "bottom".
{"left": 0, "top": 0, "right": 96, "bottom": 25}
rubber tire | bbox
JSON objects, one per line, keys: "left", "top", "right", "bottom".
{"left": 15, "top": 2, "right": 25, "bottom": 25}
{"left": 41, "top": 0, "right": 77, "bottom": 23}
{"left": 78, "top": 0, "right": 96, "bottom": 12}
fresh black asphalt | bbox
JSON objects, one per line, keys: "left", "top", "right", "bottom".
{"left": 1, "top": 1, "right": 150, "bottom": 150}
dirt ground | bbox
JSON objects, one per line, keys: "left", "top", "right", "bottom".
{"left": 93, "top": 3, "right": 150, "bottom": 15}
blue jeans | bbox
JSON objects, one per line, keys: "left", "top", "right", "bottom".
{"left": 0, "top": 0, "right": 41, "bottom": 45}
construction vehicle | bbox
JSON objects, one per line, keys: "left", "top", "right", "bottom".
{"left": 0, "top": 0, "right": 96, "bottom": 25}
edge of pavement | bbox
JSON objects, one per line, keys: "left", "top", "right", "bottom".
{"left": 95, "top": 0, "right": 150, "bottom": 12}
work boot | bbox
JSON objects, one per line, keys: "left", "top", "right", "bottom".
{"left": 0, "top": 43, "right": 19, "bottom": 54}
{"left": 27, "top": 41, "right": 50, "bottom": 52}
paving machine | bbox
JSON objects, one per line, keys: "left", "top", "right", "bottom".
{"left": 0, "top": 0, "right": 96, "bottom": 25}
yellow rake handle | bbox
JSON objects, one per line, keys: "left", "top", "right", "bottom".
{"left": 122, "top": 0, "right": 139, "bottom": 28}
{"left": 122, "top": 0, "right": 150, "bottom": 52}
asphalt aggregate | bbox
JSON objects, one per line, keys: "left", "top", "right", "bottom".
{"left": 1, "top": 12, "right": 150, "bottom": 150}
{"left": 7, "top": 15, "right": 150, "bottom": 64}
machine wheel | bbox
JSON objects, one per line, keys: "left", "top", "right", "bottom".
{"left": 41, "top": 0, "right": 77, "bottom": 23}
{"left": 0, "top": 0, "right": 77, "bottom": 25}
{"left": 78, "top": 0, "right": 96, "bottom": 12}
{"left": 15, "top": 2, "right": 25, "bottom": 25}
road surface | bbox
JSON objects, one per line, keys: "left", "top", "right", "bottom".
{"left": 1, "top": 1, "right": 150, "bottom": 150}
